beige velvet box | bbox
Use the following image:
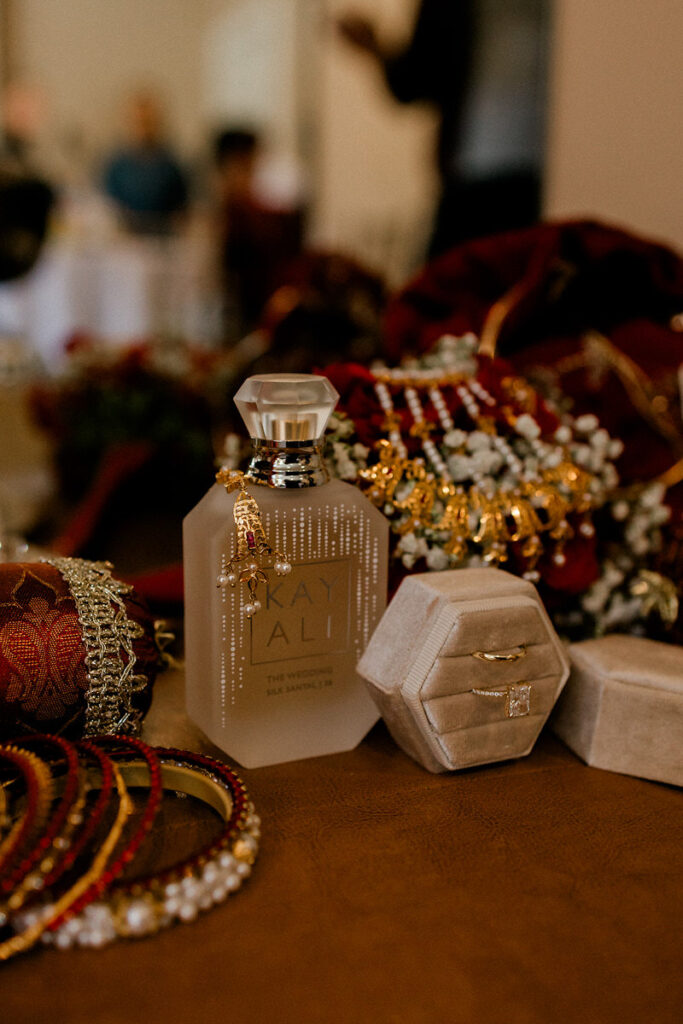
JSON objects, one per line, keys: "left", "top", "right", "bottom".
{"left": 552, "top": 635, "right": 683, "bottom": 787}
{"left": 357, "top": 568, "right": 570, "bottom": 773}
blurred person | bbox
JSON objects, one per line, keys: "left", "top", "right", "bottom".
{"left": 337, "top": 0, "right": 549, "bottom": 256}
{"left": 213, "top": 127, "right": 304, "bottom": 340}
{"left": 102, "top": 91, "right": 188, "bottom": 235}
{"left": 0, "top": 82, "right": 54, "bottom": 280}
{"left": 0, "top": 82, "right": 48, "bottom": 176}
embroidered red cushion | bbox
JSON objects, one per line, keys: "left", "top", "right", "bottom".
{"left": 0, "top": 561, "right": 160, "bottom": 738}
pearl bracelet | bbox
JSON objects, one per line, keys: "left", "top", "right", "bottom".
{"left": 43, "top": 747, "right": 258, "bottom": 949}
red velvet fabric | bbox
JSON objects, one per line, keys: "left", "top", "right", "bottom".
{"left": 0, "top": 562, "right": 159, "bottom": 737}
{"left": 384, "top": 219, "right": 683, "bottom": 364}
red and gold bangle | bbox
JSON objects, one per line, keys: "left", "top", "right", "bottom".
{"left": 0, "top": 761, "right": 133, "bottom": 961}
{"left": 35, "top": 739, "right": 116, "bottom": 894}
{"left": 47, "top": 734, "right": 163, "bottom": 929}
{"left": 0, "top": 746, "right": 54, "bottom": 890}
{"left": 46, "top": 747, "right": 259, "bottom": 949}
{"left": 0, "top": 736, "right": 84, "bottom": 912}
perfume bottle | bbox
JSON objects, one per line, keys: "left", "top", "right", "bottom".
{"left": 184, "top": 373, "right": 389, "bottom": 768}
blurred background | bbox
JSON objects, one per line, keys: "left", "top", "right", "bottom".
{"left": 0, "top": 0, "right": 682, "bottom": 586}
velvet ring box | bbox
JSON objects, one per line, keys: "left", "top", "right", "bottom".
{"left": 551, "top": 635, "right": 683, "bottom": 787}
{"left": 357, "top": 567, "right": 570, "bottom": 773}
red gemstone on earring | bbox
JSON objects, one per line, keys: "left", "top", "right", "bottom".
{"left": 246, "top": 532, "right": 256, "bottom": 549}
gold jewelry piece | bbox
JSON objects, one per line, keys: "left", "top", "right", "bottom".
{"left": 472, "top": 646, "right": 527, "bottom": 663}
{"left": 44, "top": 557, "right": 149, "bottom": 736}
{"left": 360, "top": 367, "right": 596, "bottom": 571}
{"left": 44, "top": 753, "right": 259, "bottom": 949}
{"left": 470, "top": 682, "right": 532, "bottom": 718}
{"left": 216, "top": 469, "right": 292, "bottom": 618}
{"left": 0, "top": 764, "right": 132, "bottom": 961}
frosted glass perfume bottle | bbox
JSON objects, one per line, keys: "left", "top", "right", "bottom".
{"left": 184, "top": 373, "right": 389, "bottom": 768}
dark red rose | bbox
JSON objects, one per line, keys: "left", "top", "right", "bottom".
{"left": 538, "top": 532, "right": 601, "bottom": 594}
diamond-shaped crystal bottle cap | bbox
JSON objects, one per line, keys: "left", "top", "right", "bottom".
{"left": 234, "top": 373, "right": 339, "bottom": 442}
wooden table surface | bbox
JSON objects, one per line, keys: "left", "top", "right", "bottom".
{"left": 3, "top": 668, "right": 681, "bottom": 1024}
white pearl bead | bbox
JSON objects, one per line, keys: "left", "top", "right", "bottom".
{"left": 244, "top": 603, "right": 256, "bottom": 618}
{"left": 211, "top": 884, "right": 228, "bottom": 904}
{"left": 198, "top": 890, "right": 213, "bottom": 911}
{"left": 235, "top": 861, "right": 252, "bottom": 879}
{"left": 124, "top": 899, "right": 156, "bottom": 935}
{"left": 178, "top": 902, "right": 199, "bottom": 922}
{"left": 225, "top": 873, "right": 242, "bottom": 892}
{"left": 181, "top": 877, "right": 202, "bottom": 898}
{"left": 219, "top": 851, "right": 237, "bottom": 871}
{"left": 164, "top": 896, "right": 182, "bottom": 915}
{"left": 202, "top": 863, "right": 220, "bottom": 885}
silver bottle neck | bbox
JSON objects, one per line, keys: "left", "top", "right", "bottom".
{"left": 245, "top": 438, "right": 329, "bottom": 488}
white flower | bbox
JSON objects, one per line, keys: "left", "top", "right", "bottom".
{"left": 574, "top": 414, "right": 600, "bottom": 434}
{"left": 515, "top": 414, "right": 541, "bottom": 440}
{"left": 352, "top": 442, "right": 369, "bottom": 461}
{"left": 651, "top": 505, "right": 670, "bottom": 526}
{"left": 611, "top": 500, "right": 630, "bottom": 521}
{"left": 554, "top": 425, "right": 572, "bottom": 444}
{"left": 590, "top": 428, "right": 611, "bottom": 451}
{"left": 328, "top": 414, "right": 353, "bottom": 438}
{"left": 336, "top": 458, "right": 358, "bottom": 480}
{"left": 543, "top": 450, "right": 563, "bottom": 469}
{"left": 397, "top": 532, "right": 428, "bottom": 558}
{"left": 425, "top": 546, "right": 450, "bottom": 571}
{"left": 602, "top": 465, "right": 619, "bottom": 490}
{"left": 447, "top": 455, "right": 472, "bottom": 482}
{"left": 466, "top": 431, "right": 492, "bottom": 452}
{"left": 582, "top": 585, "right": 609, "bottom": 614}
{"left": 443, "top": 429, "right": 467, "bottom": 450}
{"left": 470, "top": 449, "right": 502, "bottom": 475}
{"left": 630, "top": 536, "right": 650, "bottom": 556}
{"left": 640, "top": 482, "right": 666, "bottom": 508}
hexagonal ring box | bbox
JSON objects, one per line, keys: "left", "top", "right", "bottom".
{"left": 357, "top": 568, "right": 570, "bottom": 773}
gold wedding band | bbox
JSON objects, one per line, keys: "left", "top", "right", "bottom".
{"left": 471, "top": 645, "right": 526, "bottom": 662}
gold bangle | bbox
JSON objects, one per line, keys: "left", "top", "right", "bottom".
{"left": 43, "top": 749, "right": 259, "bottom": 950}
{"left": 471, "top": 645, "right": 526, "bottom": 662}
{"left": 0, "top": 764, "right": 132, "bottom": 961}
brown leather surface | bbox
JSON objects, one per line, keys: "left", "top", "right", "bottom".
{"left": 3, "top": 669, "right": 681, "bottom": 1024}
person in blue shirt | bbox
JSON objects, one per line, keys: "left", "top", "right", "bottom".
{"left": 103, "top": 91, "right": 187, "bottom": 235}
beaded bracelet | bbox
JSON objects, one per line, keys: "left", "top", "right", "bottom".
{"left": 45, "top": 747, "right": 259, "bottom": 949}
{"left": 0, "top": 736, "right": 84, "bottom": 912}
{"left": 0, "top": 761, "right": 132, "bottom": 961}
{"left": 37, "top": 739, "right": 116, "bottom": 894}
{"left": 0, "top": 746, "right": 54, "bottom": 889}
{"left": 47, "top": 735, "right": 163, "bottom": 929}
